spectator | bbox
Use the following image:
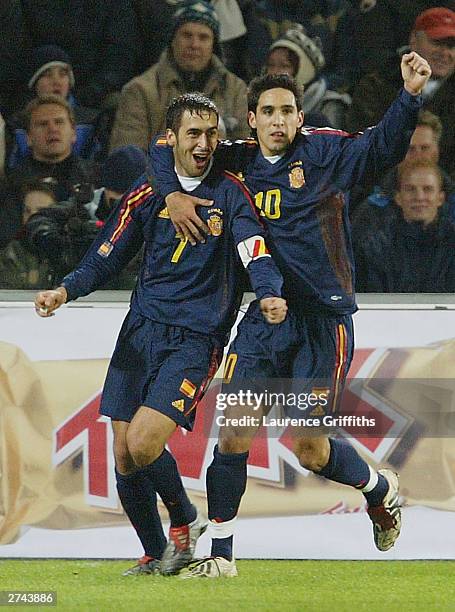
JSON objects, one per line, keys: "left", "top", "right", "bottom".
{"left": 133, "top": 0, "right": 249, "bottom": 79}
{"left": 109, "top": 0, "right": 249, "bottom": 150}
{"left": 25, "top": 145, "right": 148, "bottom": 288}
{"left": 7, "top": 95, "right": 96, "bottom": 200}
{"left": 0, "top": 181, "right": 57, "bottom": 289}
{"left": 404, "top": 109, "right": 442, "bottom": 163}
{"left": 354, "top": 160, "right": 455, "bottom": 292}
{"left": 22, "top": 181, "right": 58, "bottom": 220}
{"left": 1, "top": 95, "right": 97, "bottom": 249}
{"left": 350, "top": 0, "right": 455, "bottom": 78}
{"left": 18, "top": 1, "right": 138, "bottom": 109}
{"left": 264, "top": 24, "right": 351, "bottom": 128}
{"left": 346, "top": 7, "right": 455, "bottom": 178}
{"left": 352, "top": 110, "right": 455, "bottom": 228}
{"left": 6, "top": 45, "right": 105, "bottom": 169}
{"left": 28, "top": 45, "right": 77, "bottom": 101}
{"left": 248, "top": 0, "right": 355, "bottom": 89}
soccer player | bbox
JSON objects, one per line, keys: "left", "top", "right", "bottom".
{"left": 149, "top": 52, "right": 431, "bottom": 577}
{"left": 34, "top": 93, "right": 287, "bottom": 576}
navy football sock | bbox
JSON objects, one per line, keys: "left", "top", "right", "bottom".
{"left": 141, "top": 449, "right": 196, "bottom": 527}
{"left": 115, "top": 469, "right": 166, "bottom": 559}
{"left": 211, "top": 535, "right": 233, "bottom": 562}
{"left": 206, "top": 445, "right": 248, "bottom": 561}
{"left": 317, "top": 438, "right": 388, "bottom": 505}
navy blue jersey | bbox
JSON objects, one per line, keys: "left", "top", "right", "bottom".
{"left": 62, "top": 168, "right": 283, "bottom": 345}
{"left": 151, "top": 88, "right": 422, "bottom": 314}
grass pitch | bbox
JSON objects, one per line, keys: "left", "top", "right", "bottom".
{"left": 0, "top": 560, "right": 453, "bottom": 611}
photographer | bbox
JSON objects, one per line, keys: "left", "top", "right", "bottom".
{"left": 0, "top": 181, "right": 57, "bottom": 289}
{"left": 25, "top": 145, "right": 148, "bottom": 287}
{"left": 0, "top": 95, "right": 97, "bottom": 248}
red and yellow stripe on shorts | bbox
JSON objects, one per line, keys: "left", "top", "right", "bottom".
{"left": 331, "top": 322, "right": 349, "bottom": 413}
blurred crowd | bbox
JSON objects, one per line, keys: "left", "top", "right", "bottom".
{"left": 0, "top": 0, "right": 454, "bottom": 292}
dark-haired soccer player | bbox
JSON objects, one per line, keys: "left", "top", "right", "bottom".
{"left": 34, "top": 93, "right": 286, "bottom": 577}
{"left": 150, "top": 52, "right": 431, "bottom": 577}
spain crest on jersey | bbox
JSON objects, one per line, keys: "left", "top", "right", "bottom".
{"left": 289, "top": 166, "right": 305, "bottom": 188}
{"left": 208, "top": 214, "right": 223, "bottom": 236}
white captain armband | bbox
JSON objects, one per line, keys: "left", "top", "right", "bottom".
{"left": 237, "top": 235, "right": 271, "bottom": 268}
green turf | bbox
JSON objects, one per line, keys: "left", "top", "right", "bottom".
{"left": 0, "top": 560, "right": 453, "bottom": 611}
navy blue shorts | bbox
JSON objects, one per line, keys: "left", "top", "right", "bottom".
{"left": 223, "top": 300, "right": 354, "bottom": 417}
{"left": 100, "top": 310, "right": 222, "bottom": 430}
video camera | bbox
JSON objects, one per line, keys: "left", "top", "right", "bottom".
{"left": 25, "top": 182, "right": 100, "bottom": 283}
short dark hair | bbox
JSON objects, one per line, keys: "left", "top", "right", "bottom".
{"left": 166, "top": 92, "right": 219, "bottom": 133}
{"left": 24, "top": 94, "right": 75, "bottom": 131}
{"left": 247, "top": 73, "right": 303, "bottom": 114}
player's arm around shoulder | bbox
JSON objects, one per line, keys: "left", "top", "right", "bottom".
{"left": 163, "top": 142, "right": 256, "bottom": 244}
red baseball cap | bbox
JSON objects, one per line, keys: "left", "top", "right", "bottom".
{"left": 413, "top": 7, "right": 455, "bottom": 39}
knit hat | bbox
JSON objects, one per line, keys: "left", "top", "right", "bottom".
{"left": 269, "top": 25, "right": 325, "bottom": 86}
{"left": 413, "top": 7, "right": 455, "bottom": 40}
{"left": 172, "top": 1, "right": 220, "bottom": 40}
{"left": 27, "top": 45, "right": 75, "bottom": 91}
{"left": 101, "top": 146, "right": 148, "bottom": 193}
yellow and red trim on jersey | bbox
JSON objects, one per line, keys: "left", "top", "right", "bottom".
{"left": 109, "top": 183, "right": 153, "bottom": 244}
{"left": 224, "top": 170, "right": 255, "bottom": 204}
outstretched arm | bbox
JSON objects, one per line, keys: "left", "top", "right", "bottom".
{"left": 34, "top": 182, "right": 150, "bottom": 315}
{"left": 327, "top": 52, "right": 431, "bottom": 191}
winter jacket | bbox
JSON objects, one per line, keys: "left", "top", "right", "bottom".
{"left": 110, "top": 49, "right": 249, "bottom": 151}
{"left": 354, "top": 207, "right": 455, "bottom": 292}
{"left": 7, "top": 152, "right": 96, "bottom": 202}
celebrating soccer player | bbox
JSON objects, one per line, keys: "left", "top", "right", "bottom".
{"left": 34, "top": 93, "right": 287, "bottom": 576}
{"left": 150, "top": 52, "right": 431, "bottom": 577}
